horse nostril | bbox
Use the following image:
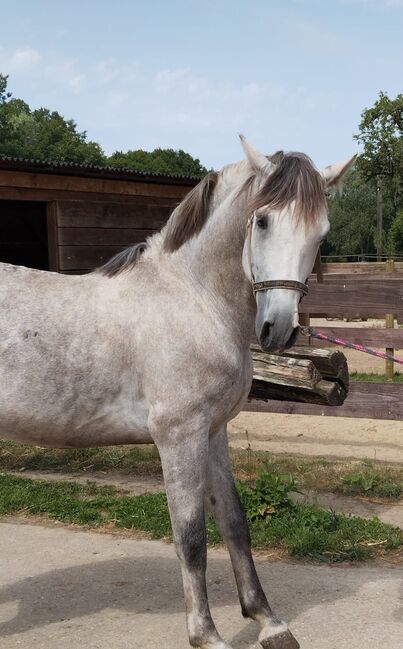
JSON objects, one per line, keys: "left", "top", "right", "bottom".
{"left": 260, "top": 321, "right": 273, "bottom": 345}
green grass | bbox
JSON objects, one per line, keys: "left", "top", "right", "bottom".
{"left": 350, "top": 371, "right": 403, "bottom": 382}
{"left": 0, "top": 441, "right": 162, "bottom": 474}
{"left": 1, "top": 441, "right": 402, "bottom": 501}
{"left": 0, "top": 472, "right": 401, "bottom": 562}
{"left": 338, "top": 468, "right": 403, "bottom": 499}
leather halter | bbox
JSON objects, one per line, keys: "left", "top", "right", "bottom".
{"left": 246, "top": 212, "right": 309, "bottom": 298}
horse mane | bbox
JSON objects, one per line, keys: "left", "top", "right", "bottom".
{"left": 247, "top": 151, "right": 326, "bottom": 224}
{"left": 163, "top": 171, "right": 219, "bottom": 252}
{"left": 96, "top": 242, "right": 147, "bottom": 277}
{"left": 96, "top": 151, "right": 325, "bottom": 273}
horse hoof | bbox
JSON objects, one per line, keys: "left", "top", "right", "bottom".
{"left": 260, "top": 629, "right": 300, "bottom": 649}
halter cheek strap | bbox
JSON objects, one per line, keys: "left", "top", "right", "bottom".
{"left": 246, "top": 212, "right": 309, "bottom": 298}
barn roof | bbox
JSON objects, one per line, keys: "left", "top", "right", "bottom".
{"left": 0, "top": 155, "right": 202, "bottom": 186}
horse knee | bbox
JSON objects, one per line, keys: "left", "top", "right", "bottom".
{"left": 176, "top": 516, "right": 206, "bottom": 569}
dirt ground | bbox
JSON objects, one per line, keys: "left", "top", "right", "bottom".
{"left": 228, "top": 412, "right": 403, "bottom": 464}
{"left": 1, "top": 521, "right": 402, "bottom": 649}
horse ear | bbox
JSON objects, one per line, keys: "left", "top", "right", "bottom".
{"left": 321, "top": 154, "right": 357, "bottom": 188}
{"left": 239, "top": 134, "right": 273, "bottom": 173}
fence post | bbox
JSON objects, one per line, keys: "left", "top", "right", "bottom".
{"left": 299, "top": 313, "right": 311, "bottom": 344}
{"left": 385, "top": 259, "right": 395, "bottom": 380}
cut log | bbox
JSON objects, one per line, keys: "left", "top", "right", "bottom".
{"left": 282, "top": 346, "right": 349, "bottom": 391}
{"left": 249, "top": 344, "right": 349, "bottom": 406}
{"left": 250, "top": 378, "right": 345, "bottom": 406}
{"left": 251, "top": 354, "right": 322, "bottom": 390}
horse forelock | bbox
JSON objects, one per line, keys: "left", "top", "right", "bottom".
{"left": 247, "top": 151, "right": 326, "bottom": 224}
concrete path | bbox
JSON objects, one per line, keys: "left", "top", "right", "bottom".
{"left": 0, "top": 521, "right": 402, "bottom": 649}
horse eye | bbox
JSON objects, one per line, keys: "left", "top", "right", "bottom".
{"left": 256, "top": 217, "right": 267, "bottom": 229}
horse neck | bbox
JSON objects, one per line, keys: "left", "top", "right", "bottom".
{"left": 175, "top": 182, "right": 256, "bottom": 343}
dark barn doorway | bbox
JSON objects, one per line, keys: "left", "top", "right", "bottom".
{"left": 0, "top": 200, "right": 49, "bottom": 270}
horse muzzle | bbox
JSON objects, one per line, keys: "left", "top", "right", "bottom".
{"left": 257, "top": 319, "right": 299, "bottom": 354}
{"left": 255, "top": 292, "right": 300, "bottom": 353}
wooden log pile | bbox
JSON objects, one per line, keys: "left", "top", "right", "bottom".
{"left": 250, "top": 344, "right": 349, "bottom": 406}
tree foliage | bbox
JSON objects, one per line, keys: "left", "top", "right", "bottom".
{"left": 324, "top": 168, "right": 377, "bottom": 257}
{"left": 354, "top": 91, "right": 403, "bottom": 213}
{"left": 324, "top": 92, "right": 403, "bottom": 257}
{"left": 0, "top": 74, "right": 207, "bottom": 176}
{"left": 107, "top": 148, "right": 207, "bottom": 177}
{"left": 388, "top": 210, "right": 403, "bottom": 255}
{"left": 0, "top": 74, "right": 104, "bottom": 164}
{"left": 0, "top": 74, "right": 12, "bottom": 104}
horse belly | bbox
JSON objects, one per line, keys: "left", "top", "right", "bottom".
{"left": 0, "top": 395, "right": 153, "bottom": 448}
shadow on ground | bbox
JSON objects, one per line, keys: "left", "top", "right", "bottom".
{"left": 1, "top": 546, "right": 401, "bottom": 647}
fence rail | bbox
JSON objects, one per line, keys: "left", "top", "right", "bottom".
{"left": 246, "top": 382, "right": 403, "bottom": 421}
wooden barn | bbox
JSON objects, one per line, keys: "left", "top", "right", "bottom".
{"left": 0, "top": 157, "right": 199, "bottom": 273}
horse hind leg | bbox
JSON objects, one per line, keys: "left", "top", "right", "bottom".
{"left": 152, "top": 414, "right": 233, "bottom": 649}
{"left": 205, "top": 426, "right": 299, "bottom": 649}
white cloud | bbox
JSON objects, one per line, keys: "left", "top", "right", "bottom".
{"left": 0, "top": 47, "right": 42, "bottom": 73}
{"left": 0, "top": 45, "right": 373, "bottom": 168}
{"left": 69, "top": 73, "right": 86, "bottom": 93}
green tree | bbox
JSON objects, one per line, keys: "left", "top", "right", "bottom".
{"left": 1, "top": 75, "right": 208, "bottom": 175}
{"left": 108, "top": 147, "right": 208, "bottom": 177}
{"left": 388, "top": 210, "right": 403, "bottom": 255}
{"left": 0, "top": 74, "right": 105, "bottom": 164}
{"left": 355, "top": 91, "right": 403, "bottom": 214}
{"left": 0, "top": 73, "right": 12, "bottom": 103}
{"left": 323, "top": 168, "right": 377, "bottom": 258}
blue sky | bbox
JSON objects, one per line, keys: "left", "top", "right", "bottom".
{"left": 0, "top": 0, "right": 402, "bottom": 169}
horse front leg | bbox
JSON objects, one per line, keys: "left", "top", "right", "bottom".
{"left": 206, "top": 426, "right": 299, "bottom": 649}
{"left": 152, "top": 413, "right": 233, "bottom": 649}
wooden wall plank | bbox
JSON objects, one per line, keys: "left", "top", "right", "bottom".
{"left": 300, "top": 278, "right": 403, "bottom": 316}
{"left": 57, "top": 201, "right": 172, "bottom": 229}
{"left": 0, "top": 186, "right": 182, "bottom": 205}
{"left": 323, "top": 262, "right": 403, "bottom": 274}
{"left": 0, "top": 169, "right": 191, "bottom": 199}
{"left": 245, "top": 382, "right": 403, "bottom": 421}
{"left": 58, "top": 228, "right": 155, "bottom": 246}
{"left": 312, "top": 272, "right": 403, "bottom": 281}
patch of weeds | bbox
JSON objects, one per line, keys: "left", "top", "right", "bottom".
{"left": 339, "top": 470, "right": 403, "bottom": 499}
{"left": 350, "top": 372, "right": 403, "bottom": 383}
{"left": 237, "top": 469, "right": 301, "bottom": 520}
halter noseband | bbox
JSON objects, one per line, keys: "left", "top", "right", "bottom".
{"left": 246, "top": 212, "right": 309, "bottom": 298}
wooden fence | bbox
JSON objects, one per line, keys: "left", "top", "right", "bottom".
{"left": 247, "top": 261, "right": 403, "bottom": 421}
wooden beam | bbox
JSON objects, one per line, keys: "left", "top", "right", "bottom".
{"left": 245, "top": 382, "right": 403, "bottom": 421}
{"left": 58, "top": 228, "right": 155, "bottom": 246}
{"left": 322, "top": 261, "right": 403, "bottom": 273}
{"left": 56, "top": 201, "right": 172, "bottom": 228}
{"left": 0, "top": 169, "right": 190, "bottom": 199}
{"left": 0, "top": 186, "right": 182, "bottom": 205}
{"left": 300, "top": 278, "right": 403, "bottom": 316}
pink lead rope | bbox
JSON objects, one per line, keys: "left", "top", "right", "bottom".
{"left": 299, "top": 325, "right": 403, "bottom": 366}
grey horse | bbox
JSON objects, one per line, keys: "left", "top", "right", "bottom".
{"left": 0, "top": 136, "right": 355, "bottom": 649}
